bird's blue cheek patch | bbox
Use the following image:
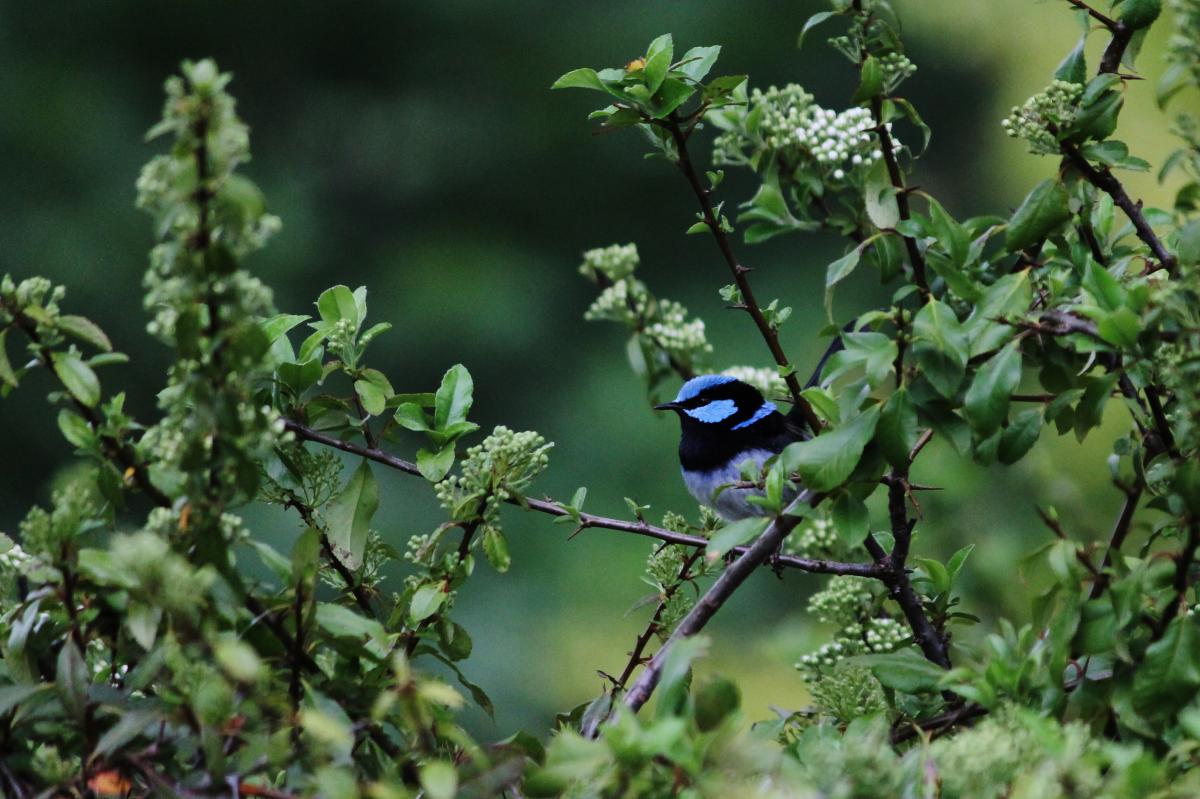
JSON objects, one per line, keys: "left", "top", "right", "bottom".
{"left": 731, "top": 401, "right": 776, "bottom": 430}
{"left": 685, "top": 399, "right": 737, "bottom": 423}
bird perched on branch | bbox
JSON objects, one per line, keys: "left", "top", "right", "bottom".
{"left": 654, "top": 375, "right": 808, "bottom": 520}
{"left": 655, "top": 335, "right": 844, "bottom": 520}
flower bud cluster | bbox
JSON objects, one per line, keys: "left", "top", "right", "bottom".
{"left": 644, "top": 299, "right": 711, "bottom": 362}
{"left": 1001, "top": 80, "right": 1083, "bottom": 155}
{"left": 579, "top": 243, "right": 639, "bottom": 282}
{"left": 808, "top": 576, "right": 873, "bottom": 626}
{"left": 807, "top": 663, "right": 889, "bottom": 724}
{"left": 435, "top": 426, "right": 552, "bottom": 527}
{"left": 879, "top": 52, "right": 918, "bottom": 93}
{"left": 784, "top": 516, "right": 843, "bottom": 560}
{"left": 714, "top": 84, "right": 895, "bottom": 184}
{"left": 584, "top": 279, "right": 650, "bottom": 326}
{"left": 580, "top": 242, "right": 712, "bottom": 377}
{"left": 720, "top": 366, "right": 786, "bottom": 399}
{"left": 19, "top": 480, "right": 101, "bottom": 559}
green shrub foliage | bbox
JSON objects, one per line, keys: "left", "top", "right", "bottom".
{"left": 3, "top": 0, "right": 1200, "bottom": 796}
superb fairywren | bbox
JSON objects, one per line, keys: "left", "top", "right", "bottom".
{"left": 655, "top": 375, "right": 809, "bottom": 520}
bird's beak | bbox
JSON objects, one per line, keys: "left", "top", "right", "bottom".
{"left": 654, "top": 401, "right": 681, "bottom": 412}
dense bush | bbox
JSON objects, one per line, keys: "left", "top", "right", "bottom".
{"left": 2, "top": 0, "right": 1200, "bottom": 796}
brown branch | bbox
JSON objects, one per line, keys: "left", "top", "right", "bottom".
{"left": 1157, "top": 519, "right": 1200, "bottom": 638}
{"left": 1062, "top": 0, "right": 1118, "bottom": 30}
{"left": 891, "top": 702, "right": 988, "bottom": 744}
{"left": 620, "top": 492, "right": 817, "bottom": 715}
{"left": 1088, "top": 484, "right": 1143, "bottom": 601}
{"left": 661, "top": 116, "right": 822, "bottom": 432}
{"left": 283, "top": 492, "right": 377, "bottom": 618}
{"left": 870, "top": 97, "right": 929, "bottom": 296}
{"left": 866, "top": 480, "right": 952, "bottom": 669}
{"left": 284, "top": 419, "right": 883, "bottom": 578}
{"left": 1060, "top": 142, "right": 1176, "bottom": 274}
{"left": 1099, "top": 21, "right": 1133, "bottom": 75}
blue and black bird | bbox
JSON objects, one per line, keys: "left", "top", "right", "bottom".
{"left": 654, "top": 375, "right": 808, "bottom": 520}
{"left": 654, "top": 338, "right": 845, "bottom": 520}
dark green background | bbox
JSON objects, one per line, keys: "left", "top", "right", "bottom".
{"left": 0, "top": 1, "right": 1187, "bottom": 735}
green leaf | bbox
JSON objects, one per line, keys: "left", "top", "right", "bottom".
{"left": 417, "top": 445, "right": 456, "bottom": 482}
{"left": 798, "top": 11, "right": 837, "bottom": 49}
{"left": 864, "top": 160, "right": 899, "bottom": 229}
{"left": 394, "top": 402, "right": 431, "bottom": 432}
{"left": 260, "top": 313, "right": 310, "bottom": 344}
{"left": 1054, "top": 36, "right": 1088, "bottom": 84}
{"left": 1134, "top": 617, "right": 1200, "bottom": 717}
{"left": 56, "top": 315, "right": 112, "bottom": 351}
{"left": 1082, "top": 258, "right": 1127, "bottom": 312}
{"left": 963, "top": 341, "right": 1022, "bottom": 434}
{"left": 324, "top": 460, "right": 379, "bottom": 570}
{"left": 354, "top": 379, "right": 388, "bottom": 416}
{"left": 94, "top": 710, "right": 159, "bottom": 758}
{"left": 849, "top": 649, "right": 947, "bottom": 693}
{"left": 316, "top": 285, "right": 359, "bottom": 330}
{"left": 694, "top": 676, "right": 740, "bottom": 732}
{"left": 781, "top": 405, "right": 881, "bottom": 492}
{"left": 52, "top": 352, "right": 101, "bottom": 407}
{"left": 825, "top": 245, "right": 864, "bottom": 320}
{"left": 831, "top": 493, "right": 869, "bottom": 545}
{"left": 483, "top": 528, "right": 511, "bottom": 572}
{"left": 912, "top": 298, "right": 968, "bottom": 398}
{"left": 434, "top": 364, "right": 474, "bottom": 430}
{"left": 878, "top": 389, "right": 919, "bottom": 468}
{"left": 999, "top": 408, "right": 1042, "bottom": 464}
{"left": 1096, "top": 307, "right": 1141, "bottom": 348}
{"left": 420, "top": 761, "right": 459, "bottom": 799}
{"left": 927, "top": 197, "right": 969, "bottom": 267}
{"left": 648, "top": 78, "right": 696, "bottom": 119}
{"left": 643, "top": 34, "right": 673, "bottom": 93}
{"left": 56, "top": 640, "right": 89, "bottom": 720}
{"left": 315, "top": 603, "right": 388, "bottom": 645}
{"left": 410, "top": 582, "right": 448, "bottom": 623}
{"left": 214, "top": 636, "right": 264, "bottom": 683}
{"left": 1005, "top": 178, "right": 1072, "bottom": 252}
{"left": 57, "top": 409, "right": 94, "bottom": 448}
{"left": 0, "top": 683, "right": 50, "bottom": 719}
{"left": 964, "top": 270, "right": 1033, "bottom": 357}
{"left": 0, "top": 329, "right": 17, "bottom": 387}
{"left": 852, "top": 55, "right": 884, "bottom": 103}
{"left": 1118, "top": 0, "right": 1162, "bottom": 30}
{"left": 551, "top": 68, "right": 606, "bottom": 92}
{"left": 126, "top": 603, "right": 162, "bottom": 650}
{"left": 677, "top": 45, "right": 721, "bottom": 82}
{"left": 706, "top": 517, "right": 769, "bottom": 562}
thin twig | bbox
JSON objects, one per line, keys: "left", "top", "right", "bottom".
{"left": 661, "top": 115, "right": 822, "bottom": 432}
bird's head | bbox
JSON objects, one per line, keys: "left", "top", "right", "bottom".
{"left": 654, "top": 375, "right": 777, "bottom": 434}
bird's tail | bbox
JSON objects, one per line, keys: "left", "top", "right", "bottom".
{"left": 787, "top": 320, "right": 856, "bottom": 425}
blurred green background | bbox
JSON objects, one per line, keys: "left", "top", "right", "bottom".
{"left": 0, "top": 1, "right": 1193, "bottom": 738}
